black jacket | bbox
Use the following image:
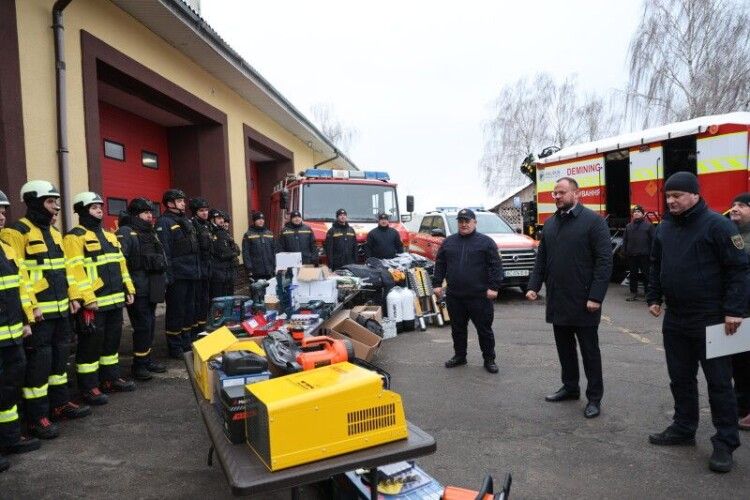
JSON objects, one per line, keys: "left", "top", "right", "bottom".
{"left": 211, "top": 224, "right": 240, "bottom": 282}
{"left": 528, "top": 204, "right": 613, "bottom": 327}
{"left": 324, "top": 222, "right": 357, "bottom": 271}
{"left": 277, "top": 222, "right": 318, "bottom": 265}
{"left": 193, "top": 217, "right": 213, "bottom": 279}
{"left": 242, "top": 226, "right": 276, "bottom": 278}
{"left": 622, "top": 218, "right": 656, "bottom": 257}
{"left": 365, "top": 226, "right": 403, "bottom": 259}
{"left": 646, "top": 199, "right": 748, "bottom": 328}
{"left": 432, "top": 229, "right": 503, "bottom": 298}
{"left": 116, "top": 217, "right": 167, "bottom": 302}
{"left": 156, "top": 210, "right": 200, "bottom": 283}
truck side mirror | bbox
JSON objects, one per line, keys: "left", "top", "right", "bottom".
{"left": 406, "top": 195, "right": 414, "bottom": 213}
{"left": 279, "top": 190, "right": 289, "bottom": 210}
{"left": 430, "top": 228, "right": 445, "bottom": 238}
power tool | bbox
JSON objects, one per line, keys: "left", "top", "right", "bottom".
{"left": 262, "top": 331, "right": 354, "bottom": 376}
{"left": 248, "top": 279, "right": 269, "bottom": 314}
{"left": 206, "top": 295, "right": 251, "bottom": 334}
{"left": 276, "top": 269, "right": 295, "bottom": 318}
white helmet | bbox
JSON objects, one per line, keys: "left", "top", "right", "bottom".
{"left": 72, "top": 192, "right": 104, "bottom": 213}
{"left": 0, "top": 190, "right": 9, "bottom": 207}
{"left": 21, "top": 180, "right": 60, "bottom": 203}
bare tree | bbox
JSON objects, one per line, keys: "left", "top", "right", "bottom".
{"left": 310, "top": 103, "right": 359, "bottom": 154}
{"left": 480, "top": 73, "right": 619, "bottom": 196}
{"left": 627, "top": 0, "right": 750, "bottom": 127}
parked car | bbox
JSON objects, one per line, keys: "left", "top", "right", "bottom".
{"left": 409, "top": 209, "right": 538, "bottom": 290}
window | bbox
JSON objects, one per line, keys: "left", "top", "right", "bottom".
{"left": 107, "top": 197, "right": 127, "bottom": 216}
{"left": 104, "top": 140, "right": 125, "bottom": 161}
{"left": 142, "top": 151, "right": 159, "bottom": 169}
{"left": 418, "top": 216, "right": 434, "bottom": 234}
{"left": 432, "top": 216, "right": 446, "bottom": 234}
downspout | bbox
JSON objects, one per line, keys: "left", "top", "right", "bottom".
{"left": 312, "top": 149, "right": 340, "bottom": 168}
{"left": 53, "top": 0, "right": 74, "bottom": 230}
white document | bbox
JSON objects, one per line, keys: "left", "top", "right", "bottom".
{"left": 706, "top": 321, "right": 750, "bottom": 359}
{"left": 275, "top": 252, "right": 302, "bottom": 271}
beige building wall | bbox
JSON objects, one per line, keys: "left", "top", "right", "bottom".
{"left": 15, "top": 0, "right": 345, "bottom": 237}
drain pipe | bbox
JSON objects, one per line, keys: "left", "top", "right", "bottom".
{"left": 53, "top": 0, "right": 74, "bottom": 230}
{"left": 312, "top": 149, "right": 340, "bottom": 168}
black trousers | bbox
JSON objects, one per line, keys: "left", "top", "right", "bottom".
{"left": 552, "top": 325, "right": 603, "bottom": 402}
{"left": 76, "top": 308, "right": 123, "bottom": 390}
{"left": 445, "top": 295, "right": 495, "bottom": 361}
{"left": 209, "top": 279, "right": 235, "bottom": 300}
{"left": 192, "top": 278, "right": 210, "bottom": 337}
{"left": 127, "top": 296, "right": 157, "bottom": 367}
{"left": 627, "top": 255, "right": 650, "bottom": 294}
{"left": 23, "top": 317, "right": 71, "bottom": 421}
{"left": 0, "top": 344, "right": 25, "bottom": 446}
{"left": 733, "top": 350, "right": 750, "bottom": 417}
{"left": 165, "top": 279, "right": 196, "bottom": 355}
{"left": 663, "top": 315, "right": 739, "bottom": 451}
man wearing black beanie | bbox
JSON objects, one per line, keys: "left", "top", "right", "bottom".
{"left": 646, "top": 171, "right": 748, "bottom": 473}
{"left": 729, "top": 193, "right": 750, "bottom": 432}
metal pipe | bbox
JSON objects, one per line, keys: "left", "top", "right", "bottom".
{"left": 53, "top": 0, "right": 74, "bottom": 230}
{"left": 312, "top": 149, "right": 340, "bottom": 168}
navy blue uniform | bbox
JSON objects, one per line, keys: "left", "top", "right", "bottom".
{"left": 365, "top": 226, "right": 403, "bottom": 260}
{"left": 277, "top": 222, "right": 318, "bottom": 265}
{"left": 647, "top": 199, "right": 748, "bottom": 451}
{"left": 192, "top": 217, "right": 213, "bottom": 335}
{"left": 242, "top": 227, "right": 276, "bottom": 279}
{"left": 324, "top": 222, "right": 357, "bottom": 271}
{"left": 433, "top": 230, "right": 502, "bottom": 361}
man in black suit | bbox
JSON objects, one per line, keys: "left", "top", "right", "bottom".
{"left": 527, "top": 177, "right": 613, "bottom": 419}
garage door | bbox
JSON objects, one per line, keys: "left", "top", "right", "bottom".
{"left": 99, "top": 101, "right": 171, "bottom": 229}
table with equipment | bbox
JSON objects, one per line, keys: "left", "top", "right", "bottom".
{"left": 184, "top": 352, "right": 437, "bottom": 498}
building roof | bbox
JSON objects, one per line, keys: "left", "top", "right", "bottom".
{"left": 110, "top": 0, "right": 358, "bottom": 170}
{"left": 536, "top": 112, "right": 750, "bottom": 165}
{"left": 489, "top": 182, "right": 533, "bottom": 211}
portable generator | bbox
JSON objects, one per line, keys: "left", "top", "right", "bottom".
{"left": 244, "top": 362, "right": 408, "bottom": 471}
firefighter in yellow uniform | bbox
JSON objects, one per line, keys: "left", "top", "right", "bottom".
{"left": 64, "top": 192, "right": 136, "bottom": 405}
{"left": 0, "top": 181, "right": 91, "bottom": 440}
{"left": 0, "top": 190, "right": 41, "bottom": 472}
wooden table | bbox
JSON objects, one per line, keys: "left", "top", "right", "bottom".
{"left": 184, "top": 352, "right": 436, "bottom": 498}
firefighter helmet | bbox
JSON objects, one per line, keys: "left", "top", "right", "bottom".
{"left": 128, "top": 197, "right": 153, "bottom": 215}
{"left": 20, "top": 180, "right": 60, "bottom": 203}
{"left": 0, "top": 190, "right": 9, "bottom": 207}
{"left": 162, "top": 189, "right": 186, "bottom": 206}
{"left": 189, "top": 197, "right": 209, "bottom": 213}
{"left": 72, "top": 192, "right": 104, "bottom": 214}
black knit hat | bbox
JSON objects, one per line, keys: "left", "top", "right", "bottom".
{"left": 252, "top": 211, "right": 265, "bottom": 221}
{"left": 664, "top": 172, "right": 699, "bottom": 194}
{"left": 733, "top": 193, "right": 750, "bottom": 206}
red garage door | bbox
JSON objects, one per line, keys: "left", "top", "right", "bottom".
{"left": 99, "top": 101, "right": 171, "bottom": 229}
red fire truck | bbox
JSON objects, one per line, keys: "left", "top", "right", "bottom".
{"left": 269, "top": 169, "right": 413, "bottom": 262}
{"left": 526, "top": 112, "right": 750, "bottom": 278}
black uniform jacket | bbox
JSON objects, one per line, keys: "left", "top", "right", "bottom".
{"left": 242, "top": 226, "right": 276, "bottom": 278}
{"left": 211, "top": 225, "right": 240, "bottom": 282}
{"left": 324, "top": 222, "right": 357, "bottom": 271}
{"left": 622, "top": 218, "right": 656, "bottom": 257}
{"left": 156, "top": 210, "right": 200, "bottom": 283}
{"left": 116, "top": 217, "right": 167, "bottom": 302}
{"left": 646, "top": 199, "right": 749, "bottom": 328}
{"left": 365, "top": 226, "right": 404, "bottom": 259}
{"left": 432, "top": 229, "right": 503, "bottom": 298}
{"left": 528, "top": 204, "right": 613, "bottom": 327}
{"left": 277, "top": 222, "right": 318, "bottom": 265}
{"left": 193, "top": 217, "right": 213, "bottom": 279}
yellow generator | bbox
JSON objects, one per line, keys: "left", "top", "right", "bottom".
{"left": 244, "top": 361, "right": 408, "bottom": 471}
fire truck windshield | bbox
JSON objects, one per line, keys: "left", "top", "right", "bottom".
{"left": 302, "top": 183, "right": 399, "bottom": 222}
{"left": 447, "top": 213, "right": 514, "bottom": 235}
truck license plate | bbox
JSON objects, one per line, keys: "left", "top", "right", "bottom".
{"left": 504, "top": 269, "right": 529, "bottom": 277}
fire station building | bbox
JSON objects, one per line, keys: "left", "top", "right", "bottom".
{"left": 0, "top": 0, "right": 356, "bottom": 234}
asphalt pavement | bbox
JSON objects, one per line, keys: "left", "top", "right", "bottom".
{"left": 4, "top": 284, "right": 749, "bottom": 499}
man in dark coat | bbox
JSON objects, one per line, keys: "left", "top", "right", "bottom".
{"left": 242, "top": 212, "right": 275, "bottom": 280}
{"left": 729, "top": 192, "right": 750, "bottom": 431}
{"left": 208, "top": 209, "right": 240, "bottom": 299}
{"left": 646, "top": 172, "right": 747, "bottom": 473}
{"left": 277, "top": 210, "right": 318, "bottom": 265}
{"left": 622, "top": 205, "right": 656, "bottom": 301}
{"left": 365, "top": 213, "right": 404, "bottom": 259}
{"left": 527, "top": 177, "right": 613, "bottom": 419}
{"left": 324, "top": 208, "right": 357, "bottom": 271}
{"left": 433, "top": 208, "right": 503, "bottom": 374}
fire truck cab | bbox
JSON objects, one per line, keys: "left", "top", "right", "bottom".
{"left": 530, "top": 112, "right": 750, "bottom": 279}
{"left": 269, "top": 169, "right": 412, "bottom": 262}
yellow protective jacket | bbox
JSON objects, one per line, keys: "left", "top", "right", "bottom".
{"left": 0, "top": 241, "right": 35, "bottom": 346}
{"left": 63, "top": 225, "right": 135, "bottom": 311}
{"left": 1, "top": 218, "right": 74, "bottom": 318}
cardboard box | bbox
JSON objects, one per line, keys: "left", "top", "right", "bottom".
{"left": 323, "top": 312, "right": 381, "bottom": 361}
{"left": 350, "top": 305, "right": 382, "bottom": 323}
{"left": 276, "top": 252, "right": 302, "bottom": 271}
{"left": 264, "top": 296, "right": 280, "bottom": 311}
{"left": 297, "top": 265, "right": 332, "bottom": 281}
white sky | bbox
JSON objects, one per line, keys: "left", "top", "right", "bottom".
{"left": 200, "top": 0, "right": 644, "bottom": 213}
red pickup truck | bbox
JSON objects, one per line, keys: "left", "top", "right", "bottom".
{"left": 409, "top": 209, "right": 538, "bottom": 290}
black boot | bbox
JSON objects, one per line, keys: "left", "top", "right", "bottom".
{"left": 709, "top": 446, "right": 733, "bottom": 473}
{"left": 146, "top": 359, "right": 167, "bottom": 373}
{"left": 444, "top": 356, "right": 467, "bottom": 368}
{"left": 27, "top": 417, "right": 59, "bottom": 440}
{"left": 101, "top": 378, "right": 135, "bottom": 393}
{"left": 0, "top": 436, "right": 41, "bottom": 454}
{"left": 132, "top": 364, "right": 153, "bottom": 381}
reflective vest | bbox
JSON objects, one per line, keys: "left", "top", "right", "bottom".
{"left": 63, "top": 225, "right": 135, "bottom": 310}
{"left": 0, "top": 218, "right": 71, "bottom": 318}
{"left": 0, "top": 241, "right": 35, "bottom": 346}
